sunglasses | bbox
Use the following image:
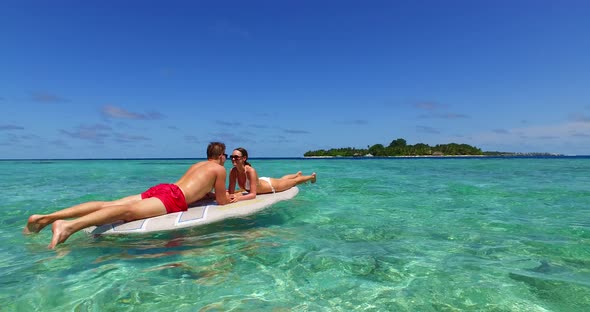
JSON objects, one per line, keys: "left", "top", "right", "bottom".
{"left": 222, "top": 153, "right": 229, "bottom": 159}
{"left": 230, "top": 155, "right": 242, "bottom": 160}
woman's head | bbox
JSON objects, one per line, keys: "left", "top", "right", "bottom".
{"left": 231, "top": 147, "right": 251, "bottom": 166}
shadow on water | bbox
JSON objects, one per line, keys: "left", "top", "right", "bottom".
{"left": 69, "top": 207, "right": 293, "bottom": 259}
{"left": 508, "top": 260, "right": 590, "bottom": 310}
{"left": 24, "top": 212, "right": 294, "bottom": 287}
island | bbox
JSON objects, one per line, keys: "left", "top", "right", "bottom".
{"left": 304, "top": 138, "right": 562, "bottom": 157}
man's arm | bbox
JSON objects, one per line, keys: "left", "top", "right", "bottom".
{"left": 214, "top": 167, "right": 231, "bottom": 205}
{"left": 228, "top": 168, "right": 237, "bottom": 194}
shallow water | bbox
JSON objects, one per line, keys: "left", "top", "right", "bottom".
{"left": 1, "top": 157, "right": 589, "bottom": 311}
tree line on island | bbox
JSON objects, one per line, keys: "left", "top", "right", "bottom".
{"left": 303, "top": 138, "right": 561, "bottom": 157}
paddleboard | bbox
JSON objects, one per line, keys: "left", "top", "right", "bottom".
{"left": 83, "top": 187, "right": 299, "bottom": 235}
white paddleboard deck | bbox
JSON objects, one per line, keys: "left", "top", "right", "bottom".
{"left": 83, "top": 187, "right": 299, "bottom": 235}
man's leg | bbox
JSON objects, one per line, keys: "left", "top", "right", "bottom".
{"left": 24, "top": 195, "right": 141, "bottom": 234}
{"left": 49, "top": 197, "right": 167, "bottom": 249}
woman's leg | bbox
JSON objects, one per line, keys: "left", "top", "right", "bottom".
{"left": 279, "top": 171, "right": 302, "bottom": 179}
{"left": 271, "top": 173, "right": 316, "bottom": 192}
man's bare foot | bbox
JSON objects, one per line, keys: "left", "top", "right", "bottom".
{"left": 296, "top": 171, "right": 302, "bottom": 177}
{"left": 24, "top": 215, "right": 48, "bottom": 234}
{"left": 48, "top": 220, "right": 72, "bottom": 249}
{"left": 311, "top": 172, "right": 317, "bottom": 183}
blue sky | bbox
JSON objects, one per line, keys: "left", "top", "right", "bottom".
{"left": 1, "top": 0, "right": 590, "bottom": 158}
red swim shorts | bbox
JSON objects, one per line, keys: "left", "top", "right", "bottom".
{"left": 141, "top": 183, "right": 188, "bottom": 214}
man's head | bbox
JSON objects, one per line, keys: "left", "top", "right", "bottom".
{"left": 207, "top": 142, "right": 227, "bottom": 163}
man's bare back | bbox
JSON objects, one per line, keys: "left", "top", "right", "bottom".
{"left": 175, "top": 160, "right": 227, "bottom": 204}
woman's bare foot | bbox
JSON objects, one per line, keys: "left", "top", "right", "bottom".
{"left": 24, "top": 215, "right": 49, "bottom": 234}
{"left": 311, "top": 172, "right": 317, "bottom": 183}
{"left": 48, "top": 220, "right": 72, "bottom": 249}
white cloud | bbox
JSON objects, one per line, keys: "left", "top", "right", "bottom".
{"left": 101, "top": 105, "right": 164, "bottom": 120}
{"left": 569, "top": 113, "right": 590, "bottom": 123}
{"left": 413, "top": 102, "right": 440, "bottom": 110}
{"left": 0, "top": 124, "right": 25, "bottom": 131}
{"left": 416, "top": 125, "right": 440, "bottom": 134}
{"left": 473, "top": 121, "right": 590, "bottom": 146}
{"left": 31, "top": 92, "right": 68, "bottom": 103}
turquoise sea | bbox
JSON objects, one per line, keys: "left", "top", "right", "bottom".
{"left": 1, "top": 157, "right": 589, "bottom": 311}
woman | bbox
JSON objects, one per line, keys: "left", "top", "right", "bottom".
{"left": 228, "top": 147, "right": 316, "bottom": 202}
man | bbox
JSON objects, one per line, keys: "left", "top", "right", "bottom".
{"left": 24, "top": 142, "right": 231, "bottom": 249}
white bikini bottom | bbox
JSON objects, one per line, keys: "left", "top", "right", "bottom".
{"left": 259, "top": 177, "right": 275, "bottom": 193}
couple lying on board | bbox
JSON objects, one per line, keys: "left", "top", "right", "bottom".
{"left": 24, "top": 142, "right": 316, "bottom": 248}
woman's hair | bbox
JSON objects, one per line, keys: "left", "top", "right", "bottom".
{"left": 235, "top": 147, "right": 252, "bottom": 166}
{"left": 207, "top": 142, "right": 226, "bottom": 159}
